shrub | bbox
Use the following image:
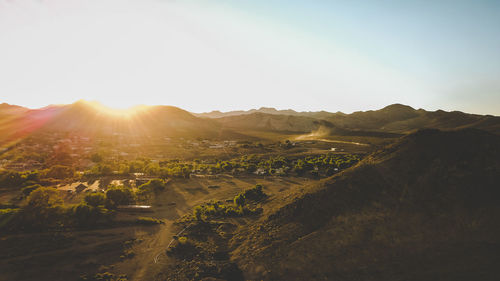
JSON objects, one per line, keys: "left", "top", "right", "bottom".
{"left": 21, "top": 184, "right": 42, "bottom": 197}
{"left": 136, "top": 217, "right": 163, "bottom": 225}
{"left": 0, "top": 208, "right": 19, "bottom": 229}
{"left": 43, "top": 165, "right": 75, "bottom": 179}
{"left": 138, "top": 179, "right": 166, "bottom": 194}
{"left": 234, "top": 194, "right": 246, "bottom": 207}
{"left": 105, "top": 186, "right": 134, "bottom": 208}
{"left": 23, "top": 187, "right": 64, "bottom": 228}
{"left": 243, "top": 184, "right": 266, "bottom": 201}
{"left": 190, "top": 201, "right": 259, "bottom": 221}
{"left": 71, "top": 203, "right": 112, "bottom": 227}
{"left": 84, "top": 192, "right": 106, "bottom": 207}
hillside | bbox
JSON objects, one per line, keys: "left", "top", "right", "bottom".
{"left": 2, "top": 102, "right": 499, "bottom": 146}
{"left": 216, "top": 112, "right": 334, "bottom": 133}
{"left": 198, "top": 104, "right": 500, "bottom": 135}
{"left": 0, "top": 101, "right": 251, "bottom": 144}
{"left": 229, "top": 128, "right": 500, "bottom": 280}
{"left": 194, "top": 107, "right": 335, "bottom": 119}
{"left": 325, "top": 104, "right": 500, "bottom": 134}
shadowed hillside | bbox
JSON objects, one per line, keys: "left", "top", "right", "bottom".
{"left": 0, "top": 101, "right": 252, "bottom": 144}
{"left": 230, "top": 128, "right": 500, "bottom": 280}
{"left": 197, "top": 104, "right": 500, "bottom": 135}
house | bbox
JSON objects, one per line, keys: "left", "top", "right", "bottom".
{"left": 254, "top": 168, "right": 267, "bottom": 175}
{"left": 75, "top": 183, "right": 87, "bottom": 193}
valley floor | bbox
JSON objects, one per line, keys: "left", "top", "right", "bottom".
{"left": 0, "top": 175, "right": 310, "bottom": 281}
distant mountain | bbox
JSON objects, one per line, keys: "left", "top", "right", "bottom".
{"left": 194, "top": 107, "right": 337, "bottom": 119}
{"left": 216, "top": 112, "right": 334, "bottom": 133}
{"left": 1, "top": 102, "right": 499, "bottom": 146}
{"left": 323, "top": 104, "right": 500, "bottom": 134}
{"left": 231, "top": 128, "right": 500, "bottom": 280}
{"left": 0, "top": 101, "right": 250, "bottom": 145}
{"left": 204, "top": 104, "right": 500, "bottom": 135}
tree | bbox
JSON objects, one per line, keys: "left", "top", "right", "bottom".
{"left": 138, "top": 179, "right": 166, "bottom": 193}
{"left": 84, "top": 192, "right": 106, "bottom": 207}
{"left": 106, "top": 186, "right": 134, "bottom": 207}
{"left": 26, "top": 187, "right": 63, "bottom": 209}
{"left": 44, "top": 165, "right": 75, "bottom": 179}
{"left": 23, "top": 187, "right": 63, "bottom": 228}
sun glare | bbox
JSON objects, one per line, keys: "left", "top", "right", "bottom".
{"left": 87, "top": 101, "right": 147, "bottom": 119}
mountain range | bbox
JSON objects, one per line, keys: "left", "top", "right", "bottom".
{"left": 198, "top": 104, "right": 500, "bottom": 135}
{"left": 0, "top": 101, "right": 499, "bottom": 145}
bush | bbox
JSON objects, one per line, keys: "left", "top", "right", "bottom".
{"left": 178, "top": 236, "right": 188, "bottom": 244}
{"left": 22, "top": 187, "right": 64, "bottom": 228}
{"left": 138, "top": 179, "right": 166, "bottom": 194}
{"left": 84, "top": 192, "right": 106, "bottom": 207}
{"left": 0, "top": 208, "right": 19, "bottom": 230}
{"left": 191, "top": 201, "right": 259, "bottom": 221}
{"left": 167, "top": 236, "right": 199, "bottom": 260}
{"left": 43, "top": 165, "right": 75, "bottom": 179}
{"left": 71, "top": 203, "right": 111, "bottom": 226}
{"left": 234, "top": 194, "right": 246, "bottom": 207}
{"left": 105, "top": 186, "right": 134, "bottom": 208}
{"left": 21, "top": 184, "right": 42, "bottom": 197}
{"left": 242, "top": 184, "right": 266, "bottom": 201}
{"left": 233, "top": 184, "right": 267, "bottom": 207}
{"left": 136, "top": 217, "right": 163, "bottom": 225}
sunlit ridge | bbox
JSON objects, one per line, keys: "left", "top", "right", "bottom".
{"left": 84, "top": 100, "right": 149, "bottom": 118}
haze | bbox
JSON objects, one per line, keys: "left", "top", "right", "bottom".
{"left": 0, "top": 0, "right": 499, "bottom": 115}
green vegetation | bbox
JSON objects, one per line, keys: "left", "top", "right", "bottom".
{"left": 137, "top": 179, "right": 167, "bottom": 194}
{"left": 136, "top": 216, "right": 163, "bottom": 225}
{"left": 192, "top": 185, "right": 266, "bottom": 221}
{"left": 234, "top": 184, "right": 266, "bottom": 207}
{"left": 0, "top": 170, "right": 41, "bottom": 188}
{"left": 0, "top": 208, "right": 19, "bottom": 229}
{"left": 80, "top": 152, "right": 360, "bottom": 179}
{"left": 21, "top": 184, "right": 42, "bottom": 197}
{"left": 105, "top": 185, "right": 134, "bottom": 207}
{"left": 80, "top": 272, "right": 128, "bottom": 281}
{"left": 84, "top": 192, "right": 106, "bottom": 207}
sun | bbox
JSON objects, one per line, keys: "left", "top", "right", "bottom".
{"left": 85, "top": 100, "right": 148, "bottom": 119}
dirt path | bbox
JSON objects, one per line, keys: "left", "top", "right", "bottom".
{"left": 128, "top": 222, "right": 175, "bottom": 280}
{"left": 112, "top": 177, "right": 310, "bottom": 280}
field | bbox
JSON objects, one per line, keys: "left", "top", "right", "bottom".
{"left": 0, "top": 175, "right": 310, "bottom": 281}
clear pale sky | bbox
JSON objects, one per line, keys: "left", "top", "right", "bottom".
{"left": 0, "top": 0, "right": 499, "bottom": 115}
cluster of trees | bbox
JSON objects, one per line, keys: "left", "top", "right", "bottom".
{"left": 190, "top": 153, "right": 360, "bottom": 177}
{"left": 192, "top": 184, "right": 266, "bottom": 221}
{"left": 0, "top": 165, "right": 76, "bottom": 188}
{"left": 85, "top": 158, "right": 192, "bottom": 178}
{"left": 0, "top": 170, "right": 39, "bottom": 187}
{"left": 0, "top": 179, "right": 168, "bottom": 232}
{"left": 82, "top": 153, "right": 360, "bottom": 179}
{"left": 233, "top": 184, "right": 266, "bottom": 207}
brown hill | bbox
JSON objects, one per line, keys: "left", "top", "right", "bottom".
{"left": 200, "top": 104, "right": 500, "bottom": 135}
{"left": 216, "top": 112, "right": 333, "bottom": 133}
{"left": 230, "top": 128, "right": 500, "bottom": 280}
{"left": 0, "top": 101, "right": 255, "bottom": 145}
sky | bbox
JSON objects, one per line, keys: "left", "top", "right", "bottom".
{"left": 0, "top": 0, "right": 499, "bottom": 115}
